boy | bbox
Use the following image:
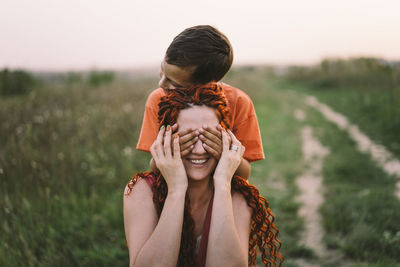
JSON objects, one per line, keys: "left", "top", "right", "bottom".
{"left": 136, "top": 25, "right": 264, "bottom": 179}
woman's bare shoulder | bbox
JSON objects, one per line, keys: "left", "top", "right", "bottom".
{"left": 123, "top": 178, "right": 158, "bottom": 265}
{"left": 124, "top": 178, "right": 154, "bottom": 206}
{"left": 123, "top": 178, "right": 158, "bottom": 238}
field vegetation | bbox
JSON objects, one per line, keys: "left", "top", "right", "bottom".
{"left": 282, "top": 57, "right": 400, "bottom": 158}
{"left": 1, "top": 60, "right": 399, "bottom": 266}
{"left": 1, "top": 71, "right": 153, "bottom": 266}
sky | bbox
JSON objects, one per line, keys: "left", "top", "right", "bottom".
{"left": 1, "top": 0, "right": 400, "bottom": 71}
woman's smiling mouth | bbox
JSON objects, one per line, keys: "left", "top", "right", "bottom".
{"left": 188, "top": 158, "right": 208, "bottom": 165}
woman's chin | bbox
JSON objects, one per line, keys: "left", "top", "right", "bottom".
{"left": 187, "top": 173, "right": 210, "bottom": 182}
{"left": 186, "top": 167, "right": 211, "bottom": 181}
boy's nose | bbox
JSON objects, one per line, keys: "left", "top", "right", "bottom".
{"left": 158, "top": 76, "right": 167, "bottom": 89}
{"left": 191, "top": 139, "right": 206, "bottom": 154}
{"left": 159, "top": 75, "right": 175, "bottom": 90}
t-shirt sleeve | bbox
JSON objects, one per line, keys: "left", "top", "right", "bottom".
{"left": 232, "top": 94, "right": 265, "bottom": 162}
{"left": 136, "top": 91, "right": 161, "bottom": 153}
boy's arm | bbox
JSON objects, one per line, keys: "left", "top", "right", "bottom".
{"left": 236, "top": 158, "right": 251, "bottom": 180}
{"left": 225, "top": 85, "right": 265, "bottom": 163}
{"left": 136, "top": 90, "right": 162, "bottom": 153}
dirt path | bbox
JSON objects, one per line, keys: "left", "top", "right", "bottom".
{"left": 293, "top": 110, "right": 330, "bottom": 266}
{"left": 297, "top": 125, "right": 330, "bottom": 258}
{"left": 306, "top": 96, "right": 400, "bottom": 199}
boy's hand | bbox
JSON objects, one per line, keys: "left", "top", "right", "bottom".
{"left": 199, "top": 124, "right": 231, "bottom": 160}
{"left": 172, "top": 124, "right": 199, "bottom": 157}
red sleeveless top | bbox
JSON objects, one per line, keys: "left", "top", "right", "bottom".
{"left": 143, "top": 176, "right": 214, "bottom": 267}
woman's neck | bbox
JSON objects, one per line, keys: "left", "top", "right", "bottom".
{"left": 187, "top": 177, "right": 213, "bottom": 210}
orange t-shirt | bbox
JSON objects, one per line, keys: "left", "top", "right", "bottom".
{"left": 136, "top": 83, "right": 265, "bottom": 162}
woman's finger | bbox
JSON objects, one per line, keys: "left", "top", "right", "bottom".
{"left": 171, "top": 123, "right": 178, "bottom": 133}
{"left": 152, "top": 126, "right": 166, "bottom": 157}
{"left": 150, "top": 144, "right": 158, "bottom": 161}
{"left": 173, "top": 134, "right": 180, "bottom": 158}
{"left": 227, "top": 130, "right": 239, "bottom": 144}
{"left": 221, "top": 129, "right": 229, "bottom": 152}
{"left": 216, "top": 125, "right": 224, "bottom": 138}
{"left": 219, "top": 125, "right": 232, "bottom": 144}
{"left": 163, "top": 125, "right": 172, "bottom": 157}
{"left": 156, "top": 125, "right": 166, "bottom": 145}
{"left": 227, "top": 130, "right": 242, "bottom": 153}
{"left": 227, "top": 130, "right": 240, "bottom": 145}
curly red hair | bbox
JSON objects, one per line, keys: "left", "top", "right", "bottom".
{"left": 127, "top": 83, "right": 282, "bottom": 266}
{"left": 158, "top": 84, "right": 231, "bottom": 130}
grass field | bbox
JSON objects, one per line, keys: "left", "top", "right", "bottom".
{"left": 1, "top": 75, "right": 154, "bottom": 266}
{"left": 1, "top": 66, "right": 400, "bottom": 266}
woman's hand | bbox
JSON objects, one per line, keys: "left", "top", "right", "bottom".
{"left": 150, "top": 125, "right": 188, "bottom": 193}
{"left": 213, "top": 129, "right": 245, "bottom": 188}
{"left": 198, "top": 124, "right": 232, "bottom": 160}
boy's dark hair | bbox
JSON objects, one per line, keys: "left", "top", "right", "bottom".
{"left": 165, "top": 25, "right": 233, "bottom": 84}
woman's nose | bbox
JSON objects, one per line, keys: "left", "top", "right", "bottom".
{"left": 191, "top": 139, "right": 206, "bottom": 154}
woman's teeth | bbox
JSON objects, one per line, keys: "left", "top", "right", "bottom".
{"left": 190, "top": 159, "right": 207, "bottom": 164}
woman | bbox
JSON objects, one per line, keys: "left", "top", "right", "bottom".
{"left": 124, "top": 84, "right": 282, "bottom": 267}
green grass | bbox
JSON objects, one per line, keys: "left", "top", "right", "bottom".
{"left": 225, "top": 68, "right": 309, "bottom": 264}
{"left": 273, "top": 74, "right": 400, "bottom": 266}
{"left": 276, "top": 78, "right": 400, "bottom": 159}
{"left": 2, "top": 67, "right": 399, "bottom": 266}
{"left": 0, "top": 76, "right": 155, "bottom": 266}
{"left": 305, "top": 105, "right": 400, "bottom": 265}
{"left": 227, "top": 68, "right": 400, "bottom": 265}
